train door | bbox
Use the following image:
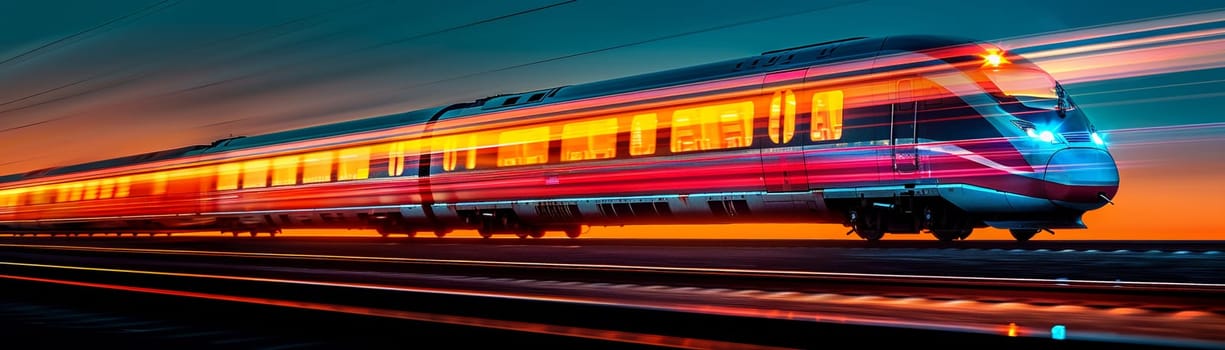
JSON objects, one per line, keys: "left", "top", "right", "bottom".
{"left": 761, "top": 89, "right": 808, "bottom": 192}
{"left": 891, "top": 79, "right": 919, "bottom": 175}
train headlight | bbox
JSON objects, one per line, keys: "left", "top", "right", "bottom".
{"left": 1022, "top": 126, "right": 1062, "bottom": 144}
{"left": 1038, "top": 130, "right": 1056, "bottom": 143}
{"left": 1090, "top": 132, "right": 1105, "bottom": 145}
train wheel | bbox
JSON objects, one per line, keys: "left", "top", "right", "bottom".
{"left": 434, "top": 229, "right": 448, "bottom": 238}
{"left": 515, "top": 232, "right": 528, "bottom": 239}
{"left": 529, "top": 228, "right": 545, "bottom": 239}
{"left": 931, "top": 230, "right": 960, "bottom": 242}
{"left": 851, "top": 210, "right": 884, "bottom": 241}
{"left": 478, "top": 228, "right": 494, "bottom": 239}
{"left": 855, "top": 228, "right": 884, "bottom": 241}
{"left": 564, "top": 225, "right": 582, "bottom": 239}
{"left": 931, "top": 228, "right": 973, "bottom": 242}
{"left": 958, "top": 229, "right": 973, "bottom": 240}
{"left": 1010, "top": 229, "right": 1040, "bottom": 242}
{"left": 378, "top": 230, "right": 390, "bottom": 238}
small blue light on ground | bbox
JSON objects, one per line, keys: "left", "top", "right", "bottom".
{"left": 1052, "top": 325, "right": 1067, "bottom": 340}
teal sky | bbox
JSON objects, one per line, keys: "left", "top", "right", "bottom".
{"left": 0, "top": 0, "right": 1222, "bottom": 174}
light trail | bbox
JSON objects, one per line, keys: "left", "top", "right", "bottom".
{"left": 997, "top": 8, "right": 1225, "bottom": 84}
{"left": 0, "top": 269, "right": 790, "bottom": 350}
{"left": 2, "top": 242, "right": 1222, "bottom": 291}
{"left": 3, "top": 258, "right": 1223, "bottom": 348}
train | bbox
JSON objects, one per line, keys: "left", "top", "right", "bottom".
{"left": 0, "top": 35, "right": 1119, "bottom": 241}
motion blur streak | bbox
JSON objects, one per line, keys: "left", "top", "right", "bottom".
{"left": 4, "top": 246, "right": 1222, "bottom": 290}
{"left": 1002, "top": 9, "right": 1225, "bottom": 84}
{"left": 0, "top": 266, "right": 788, "bottom": 350}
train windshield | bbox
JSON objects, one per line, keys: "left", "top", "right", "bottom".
{"left": 982, "top": 67, "right": 1059, "bottom": 109}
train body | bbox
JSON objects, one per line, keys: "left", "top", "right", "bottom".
{"left": 0, "top": 35, "right": 1119, "bottom": 241}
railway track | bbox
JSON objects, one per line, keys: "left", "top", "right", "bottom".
{"left": 0, "top": 240, "right": 1221, "bottom": 349}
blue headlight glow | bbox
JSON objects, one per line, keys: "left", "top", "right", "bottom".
{"left": 1052, "top": 325, "right": 1067, "bottom": 340}
{"left": 1091, "top": 132, "right": 1105, "bottom": 145}
{"left": 1039, "top": 130, "right": 1056, "bottom": 143}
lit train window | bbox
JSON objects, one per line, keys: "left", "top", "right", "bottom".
{"left": 498, "top": 127, "right": 550, "bottom": 167}
{"left": 216, "top": 163, "right": 241, "bottom": 191}
{"left": 99, "top": 179, "right": 114, "bottom": 199}
{"left": 671, "top": 101, "right": 755, "bottom": 152}
{"left": 0, "top": 190, "right": 15, "bottom": 207}
{"left": 561, "top": 118, "right": 617, "bottom": 161}
{"left": 302, "top": 151, "right": 334, "bottom": 184}
{"left": 629, "top": 113, "right": 657, "bottom": 156}
{"left": 30, "top": 188, "right": 50, "bottom": 205}
{"left": 437, "top": 135, "right": 477, "bottom": 171}
{"left": 769, "top": 90, "right": 797, "bottom": 144}
{"left": 83, "top": 181, "right": 99, "bottom": 200}
{"left": 387, "top": 140, "right": 418, "bottom": 176}
{"left": 69, "top": 182, "right": 84, "bottom": 201}
{"left": 55, "top": 184, "right": 69, "bottom": 202}
{"left": 115, "top": 177, "right": 131, "bottom": 198}
{"left": 242, "top": 159, "right": 269, "bottom": 188}
{"left": 272, "top": 156, "right": 299, "bottom": 186}
{"left": 151, "top": 172, "right": 169, "bottom": 195}
{"left": 338, "top": 147, "right": 371, "bottom": 181}
{"left": 811, "top": 90, "right": 844, "bottom": 141}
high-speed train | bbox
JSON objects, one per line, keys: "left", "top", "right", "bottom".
{"left": 0, "top": 35, "right": 1119, "bottom": 241}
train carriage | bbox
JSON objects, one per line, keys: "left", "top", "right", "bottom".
{"left": 0, "top": 35, "right": 1119, "bottom": 241}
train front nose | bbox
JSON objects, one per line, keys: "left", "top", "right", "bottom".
{"left": 1043, "top": 148, "right": 1119, "bottom": 210}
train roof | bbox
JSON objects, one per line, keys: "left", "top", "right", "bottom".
{"left": 0, "top": 35, "right": 980, "bottom": 185}
{"left": 195, "top": 106, "right": 446, "bottom": 154}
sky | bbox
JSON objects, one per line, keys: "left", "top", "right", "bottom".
{"left": 1, "top": 0, "right": 1223, "bottom": 240}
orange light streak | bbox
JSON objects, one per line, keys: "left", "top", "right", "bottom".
{"left": 0, "top": 271, "right": 786, "bottom": 350}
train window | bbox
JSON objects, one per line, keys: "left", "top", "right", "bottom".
{"left": 769, "top": 90, "right": 797, "bottom": 144}
{"left": 671, "top": 101, "right": 755, "bottom": 152}
{"left": 116, "top": 177, "right": 131, "bottom": 198}
{"left": 69, "top": 182, "right": 84, "bottom": 201}
{"left": 150, "top": 172, "right": 169, "bottom": 195}
{"left": 83, "top": 180, "right": 99, "bottom": 200}
{"left": 30, "top": 187, "right": 50, "bottom": 205}
{"left": 242, "top": 159, "right": 269, "bottom": 189}
{"left": 983, "top": 68, "right": 1057, "bottom": 99}
{"left": 99, "top": 179, "right": 115, "bottom": 199}
{"left": 302, "top": 151, "right": 334, "bottom": 184}
{"left": 498, "top": 127, "right": 550, "bottom": 167}
{"left": 272, "top": 156, "right": 299, "bottom": 186}
{"left": 338, "top": 147, "right": 371, "bottom": 181}
{"left": 561, "top": 118, "right": 618, "bottom": 161}
{"left": 216, "top": 163, "right": 241, "bottom": 191}
{"left": 0, "top": 190, "right": 15, "bottom": 208}
{"left": 811, "top": 90, "right": 844, "bottom": 141}
{"left": 55, "top": 184, "right": 68, "bottom": 202}
{"left": 629, "top": 113, "right": 657, "bottom": 156}
{"left": 387, "top": 140, "right": 421, "bottom": 176}
{"left": 437, "top": 135, "right": 477, "bottom": 171}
